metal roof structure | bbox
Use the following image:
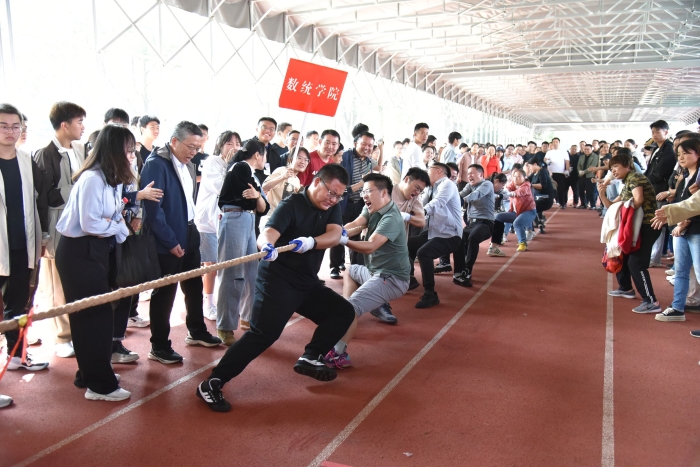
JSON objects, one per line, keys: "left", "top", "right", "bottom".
{"left": 166, "top": 0, "right": 700, "bottom": 131}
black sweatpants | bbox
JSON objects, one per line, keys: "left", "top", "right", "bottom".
{"left": 113, "top": 295, "right": 135, "bottom": 341}
{"left": 55, "top": 236, "right": 119, "bottom": 395}
{"left": 330, "top": 199, "right": 365, "bottom": 268}
{"left": 0, "top": 249, "right": 32, "bottom": 356}
{"left": 209, "top": 274, "right": 355, "bottom": 385}
{"left": 552, "top": 173, "right": 568, "bottom": 206}
{"left": 150, "top": 224, "right": 208, "bottom": 351}
{"left": 535, "top": 197, "right": 554, "bottom": 227}
{"left": 578, "top": 178, "right": 596, "bottom": 208}
{"left": 616, "top": 224, "right": 661, "bottom": 303}
{"left": 454, "top": 220, "right": 494, "bottom": 275}
{"left": 407, "top": 232, "right": 462, "bottom": 292}
{"left": 567, "top": 176, "right": 580, "bottom": 205}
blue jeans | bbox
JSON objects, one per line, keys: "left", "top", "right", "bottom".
{"left": 514, "top": 209, "right": 537, "bottom": 243}
{"left": 217, "top": 210, "right": 258, "bottom": 331}
{"left": 671, "top": 232, "right": 700, "bottom": 311}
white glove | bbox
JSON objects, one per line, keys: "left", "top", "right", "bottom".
{"left": 339, "top": 228, "right": 350, "bottom": 246}
{"left": 289, "top": 236, "right": 315, "bottom": 253}
{"left": 401, "top": 212, "right": 411, "bottom": 222}
{"left": 261, "top": 243, "right": 278, "bottom": 261}
{"left": 564, "top": 169, "right": 570, "bottom": 177}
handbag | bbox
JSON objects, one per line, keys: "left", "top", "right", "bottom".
{"left": 115, "top": 221, "right": 161, "bottom": 288}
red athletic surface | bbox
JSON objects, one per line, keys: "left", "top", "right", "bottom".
{"left": 2, "top": 207, "right": 700, "bottom": 467}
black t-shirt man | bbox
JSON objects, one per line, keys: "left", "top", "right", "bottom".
{"left": 0, "top": 157, "right": 27, "bottom": 250}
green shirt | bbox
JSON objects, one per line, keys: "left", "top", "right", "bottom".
{"left": 619, "top": 171, "right": 657, "bottom": 224}
{"left": 360, "top": 201, "right": 411, "bottom": 282}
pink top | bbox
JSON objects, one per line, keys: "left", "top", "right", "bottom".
{"left": 505, "top": 180, "right": 536, "bottom": 214}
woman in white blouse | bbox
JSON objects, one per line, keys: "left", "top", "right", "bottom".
{"left": 55, "top": 125, "right": 161, "bottom": 402}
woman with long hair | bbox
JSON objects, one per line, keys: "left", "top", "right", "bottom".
{"left": 194, "top": 131, "right": 241, "bottom": 321}
{"left": 55, "top": 124, "right": 161, "bottom": 401}
{"left": 216, "top": 139, "right": 269, "bottom": 344}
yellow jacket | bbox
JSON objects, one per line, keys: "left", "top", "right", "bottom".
{"left": 664, "top": 190, "right": 700, "bottom": 225}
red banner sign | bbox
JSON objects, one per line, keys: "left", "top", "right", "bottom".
{"left": 279, "top": 59, "right": 348, "bottom": 117}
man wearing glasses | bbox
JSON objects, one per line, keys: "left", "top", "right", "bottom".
{"left": 196, "top": 164, "right": 355, "bottom": 413}
{"left": 141, "top": 121, "right": 222, "bottom": 365}
{"left": 298, "top": 129, "right": 341, "bottom": 187}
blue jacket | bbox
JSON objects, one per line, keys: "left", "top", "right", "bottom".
{"left": 140, "top": 145, "right": 197, "bottom": 254}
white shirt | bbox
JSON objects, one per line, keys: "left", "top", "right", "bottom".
{"left": 52, "top": 135, "right": 81, "bottom": 174}
{"left": 400, "top": 141, "right": 426, "bottom": 179}
{"left": 544, "top": 149, "right": 569, "bottom": 173}
{"left": 171, "top": 155, "right": 196, "bottom": 221}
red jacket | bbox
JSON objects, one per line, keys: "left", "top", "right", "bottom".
{"left": 618, "top": 200, "right": 642, "bottom": 254}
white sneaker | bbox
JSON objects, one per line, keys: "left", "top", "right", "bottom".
{"left": 55, "top": 342, "right": 75, "bottom": 358}
{"left": 502, "top": 235, "right": 508, "bottom": 243}
{"left": 85, "top": 387, "right": 131, "bottom": 401}
{"left": 127, "top": 316, "right": 150, "bottom": 328}
{"left": 487, "top": 246, "right": 506, "bottom": 257}
{"left": 7, "top": 355, "right": 49, "bottom": 371}
{"left": 139, "top": 290, "right": 152, "bottom": 302}
{"left": 665, "top": 269, "right": 675, "bottom": 276}
{"left": 204, "top": 303, "right": 217, "bottom": 322}
{"left": 0, "top": 394, "right": 13, "bottom": 408}
{"left": 525, "top": 230, "right": 535, "bottom": 242}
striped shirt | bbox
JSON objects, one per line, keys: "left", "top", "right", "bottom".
{"left": 349, "top": 151, "right": 376, "bottom": 201}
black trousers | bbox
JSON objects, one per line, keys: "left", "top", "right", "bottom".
{"left": 0, "top": 248, "right": 32, "bottom": 355}
{"left": 407, "top": 232, "right": 462, "bottom": 292}
{"left": 454, "top": 220, "right": 494, "bottom": 275}
{"left": 330, "top": 199, "right": 366, "bottom": 268}
{"left": 56, "top": 236, "right": 119, "bottom": 395}
{"left": 552, "top": 173, "right": 568, "bottom": 206}
{"left": 535, "top": 197, "right": 554, "bottom": 227}
{"left": 210, "top": 274, "right": 355, "bottom": 384}
{"left": 578, "top": 178, "right": 596, "bottom": 208}
{"left": 567, "top": 176, "right": 580, "bottom": 205}
{"left": 150, "top": 224, "right": 208, "bottom": 351}
{"left": 616, "top": 224, "right": 661, "bottom": 303}
{"left": 113, "top": 295, "right": 136, "bottom": 341}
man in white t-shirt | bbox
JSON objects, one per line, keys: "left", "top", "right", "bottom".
{"left": 543, "top": 137, "right": 570, "bottom": 208}
{"left": 400, "top": 123, "right": 430, "bottom": 180}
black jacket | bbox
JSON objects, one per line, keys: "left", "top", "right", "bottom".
{"left": 644, "top": 140, "right": 675, "bottom": 194}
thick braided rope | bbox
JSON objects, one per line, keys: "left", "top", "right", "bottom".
{"left": 0, "top": 226, "right": 362, "bottom": 333}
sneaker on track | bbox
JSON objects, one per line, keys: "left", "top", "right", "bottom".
{"left": 690, "top": 330, "right": 700, "bottom": 338}
{"left": 294, "top": 355, "right": 337, "bottom": 381}
{"left": 415, "top": 291, "right": 440, "bottom": 308}
{"left": 111, "top": 342, "right": 139, "bottom": 363}
{"left": 184, "top": 333, "right": 222, "bottom": 348}
{"left": 324, "top": 349, "right": 353, "bottom": 369}
{"left": 203, "top": 304, "right": 217, "bottom": 322}
{"left": 608, "top": 289, "right": 635, "bottom": 299}
{"left": 85, "top": 388, "right": 131, "bottom": 402}
{"left": 632, "top": 301, "right": 662, "bottom": 314}
{"left": 487, "top": 246, "right": 505, "bottom": 257}
{"left": 408, "top": 276, "right": 420, "bottom": 290}
{"left": 196, "top": 378, "right": 231, "bottom": 412}
{"left": 370, "top": 303, "right": 397, "bottom": 324}
{"left": 665, "top": 269, "right": 675, "bottom": 277}
{"left": 7, "top": 355, "right": 49, "bottom": 371}
{"left": 516, "top": 242, "right": 528, "bottom": 252}
{"left": 217, "top": 330, "right": 236, "bottom": 346}
{"left": 127, "top": 315, "right": 150, "bottom": 328}
{"left": 655, "top": 308, "right": 686, "bottom": 322}
{"left": 0, "top": 394, "right": 12, "bottom": 408}
{"left": 434, "top": 261, "right": 452, "bottom": 273}
{"left": 148, "top": 348, "right": 184, "bottom": 364}
{"left": 453, "top": 271, "right": 473, "bottom": 287}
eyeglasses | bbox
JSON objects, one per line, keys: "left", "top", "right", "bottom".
{"left": 319, "top": 178, "right": 344, "bottom": 202}
{"left": 0, "top": 125, "right": 22, "bottom": 134}
{"left": 359, "top": 188, "right": 377, "bottom": 197}
{"left": 259, "top": 124, "right": 276, "bottom": 133}
{"left": 179, "top": 141, "right": 201, "bottom": 154}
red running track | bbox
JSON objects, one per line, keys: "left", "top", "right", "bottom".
{"left": 2, "top": 207, "right": 700, "bottom": 467}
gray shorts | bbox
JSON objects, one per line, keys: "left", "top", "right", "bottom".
{"left": 347, "top": 264, "right": 409, "bottom": 316}
{"left": 199, "top": 232, "right": 218, "bottom": 263}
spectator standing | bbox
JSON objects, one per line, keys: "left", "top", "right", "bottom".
{"left": 568, "top": 144, "right": 581, "bottom": 207}
{"left": 270, "top": 122, "right": 292, "bottom": 161}
{"left": 278, "top": 130, "right": 300, "bottom": 167}
{"left": 298, "top": 129, "right": 341, "bottom": 186}
{"left": 400, "top": 123, "right": 430, "bottom": 179}
{"left": 479, "top": 145, "right": 501, "bottom": 178}
{"left": 577, "top": 144, "right": 599, "bottom": 209}
{"left": 304, "top": 130, "right": 319, "bottom": 152}
{"left": 138, "top": 115, "right": 160, "bottom": 167}
{"left": 383, "top": 140, "right": 403, "bottom": 185}
{"left": 441, "top": 132, "right": 462, "bottom": 164}
{"left": 544, "top": 137, "right": 570, "bottom": 208}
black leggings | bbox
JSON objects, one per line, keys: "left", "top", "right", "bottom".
{"left": 616, "top": 224, "right": 661, "bottom": 303}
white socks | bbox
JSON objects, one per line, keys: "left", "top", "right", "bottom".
{"left": 204, "top": 294, "right": 213, "bottom": 308}
{"left": 334, "top": 340, "right": 348, "bottom": 355}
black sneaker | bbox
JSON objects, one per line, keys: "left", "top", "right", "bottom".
{"left": 453, "top": 271, "right": 473, "bottom": 287}
{"left": 370, "top": 303, "right": 398, "bottom": 324}
{"left": 293, "top": 355, "right": 337, "bottom": 381}
{"left": 338, "top": 264, "right": 346, "bottom": 271}
{"left": 148, "top": 348, "right": 184, "bottom": 364}
{"left": 690, "top": 330, "right": 700, "bottom": 338}
{"left": 435, "top": 261, "right": 452, "bottom": 273}
{"left": 685, "top": 304, "right": 700, "bottom": 313}
{"left": 415, "top": 291, "right": 440, "bottom": 309}
{"left": 185, "top": 333, "right": 222, "bottom": 347}
{"left": 196, "top": 378, "right": 231, "bottom": 412}
{"left": 111, "top": 341, "right": 140, "bottom": 363}
{"left": 330, "top": 267, "right": 341, "bottom": 280}
{"left": 408, "top": 276, "right": 420, "bottom": 290}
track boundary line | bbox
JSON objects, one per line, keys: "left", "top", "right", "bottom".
{"left": 602, "top": 273, "right": 615, "bottom": 466}
{"left": 307, "top": 207, "right": 563, "bottom": 467}
{"left": 11, "top": 315, "right": 306, "bottom": 467}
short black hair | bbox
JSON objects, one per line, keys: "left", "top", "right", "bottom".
{"left": 527, "top": 141, "right": 536, "bottom": 146}
{"left": 402, "top": 138, "right": 411, "bottom": 144}
{"left": 426, "top": 135, "right": 437, "bottom": 144}
{"left": 585, "top": 143, "right": 593, "bottom": 148}
{"left": 321, "top": 129, "right": 341, "bottom": 141}
{"left": 468, "top": 163, "right": 484, "bottom": 175}
{"left": 306, "top": 130, "right": 319, "bottom": 138}
{"left": 541, "top": 141, "right": 549, "bottom": 145}
{"left": 49, "top": 101, "right": 86, "bottom": 131}
{"left": 363, "top": 172, "right": 393, "bottom": 194}
{"left": 277, "top": 122, "right": 292, "bottom": 132}
{"left": 448, "top": 132, "right": 462, "bottom": 144}
{"left": 198, "top": 124, "right": 209, "bottom": 132}
{"left": 354, "top": 131, "right": 375, "bottom": 143}
{"left": 650, "top": 120, "right": 669, "bottom": 131}
{"left": 625, "top": 138, "right": 636, "bottom": 145}
{"left": 551, "top": 137, "right": 560, "bottom": 143}
{"left": 288, "top": 130, "right": 300, "bottom": 137}
{"left": 130, "top": 116, "right": 140, "bottom": 127}
{"left": 394, "top": 140, "right": 403, "bottom": 147}
{"left": 414, "top": 122, "right": 429, "bottom": 132}
{"left": 316, "top": 163, "right": 349, "bottom": 186}
{"left": 430, "top": 161, "right": 451, "bottom": 178}
{"left": 491, "top": 172, "right": 508, "bottom": 184}
{"left": 675, "top": 129, "right": 693, "bottom": 138}
{"left": 506, "top": 144, "right": 514, "bottom": 149}
{"left": 422, "top": 144, "right": 435, "bottom": 152}
{"left": 0, "top": 103, "right": 23, "bottom": 123}
{"left": 139, "top": 115, "right": 160, "bottom": 128}
{"left": 405, "top": 167, "right": 430, "bottom": 186}
{"left": 459, "top": 143, "right": 468, "bottom": 149}
{"left": 258, "top": 116, "right": 277, "bottom": 127}
{"left": 352, "top": 123, "right": 369, "bottom": 139}
{"left": 446, "top": 162, "right": 459, "bottom": 174}
{"left": 512, "top": 163, "right": 523, "bottom": 170}
{"left": 104, "top": 108, "right": 129, "bottom": 124}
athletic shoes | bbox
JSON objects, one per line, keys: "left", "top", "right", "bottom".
{"left": 85, "top": 388, "right": 131, "bottom": 402}
{"left": 0, "top": 395, "right": 12, "bottom": 408}
{"left": 655, "top": 308, "right": 685, "bottom": 322}
{"left": 487, "top": 246, "right": 505, "bottom": 257}
{"left": 294, "top": 355, "right": 338, "bottom": 381}
{"left": 665, "top": 269, "right": 676, "bottom": 277}
{"left": 203, "top": 304, "right": 217, "bottom": 322}
{"left": 127, "top": 315, "right": 150, "bottom": 328}
{"left": 55, "top": 342, "right": 75, "bottom": 358}
{"left": 649, "top": 262, "right": 663, "bottom": 268}
{"left": 453, "top": 271, "right": 473, "bottom": 287}
{"left": 632, "top": 301, "right": 662, "bottom": 314}
{"left": 408, "top": 276, "right": 420, "bottom": 290}
{"left": 525, "top": 230, "right": 535, "bottom": 242}
{"left": 324, "top": 349, "right": 353, "bottom": 369}
{"left": 370, "top": 303, "right": 398, "bottom": 324}
{"left": 6, "top": 355, "right": 49, "bottom": 371}
{"left": 608, "top": 289, "right": 636, "bottom": 299}
{"left": 196, "top": 378, "right": 231, "bottom": 413}
{"left": 516, "top": 242, "right": 528, "bottom": 252}
{"left": 330, "top": 267, "right": 341, "bottom": 280}
{"left": 690, "top": 330, "right": 700, "bottom": 338}
{"left": 217, "top": 330, "right": 236, "bottom": 346}
{"left": 111, "top": 341, "right": 140, "bottom": 363}
{"left": 338, "top": 264, "right": 346, "bottom": 271}
{"left": 502, "top": 235, "right": 508, "bottom": 243}
{"left": 434, "top": 261, "right": 452, "bottom": 273}
{"left": 415, "top": 291, "right": 440, "bottom": 309}
{"left": 185, "top": 333, "right": 222, "bottom": 347}
{"left": 148, "top": 348, "right": 184, "bottom": 364}
{"left": 139, "top": 290, "right": 152, "bottom": 301}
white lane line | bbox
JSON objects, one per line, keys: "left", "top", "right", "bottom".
{"left": 12, "top": 315, "right": 306, "bottom": 467}
{"left": 602, "top": 273, "right": 615, "bottom": 467}
{"left": 307, "top": 252, "right": 521, "bottom": 467}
